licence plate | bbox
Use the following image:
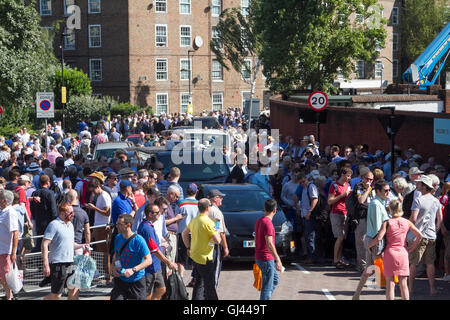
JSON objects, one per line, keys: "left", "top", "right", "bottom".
{"left": 243, "top": 240, "right": 255, "bottom": 248}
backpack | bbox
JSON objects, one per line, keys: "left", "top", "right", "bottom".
{"left": 306, "top": 183, "right": 329, "bottom": 222}
{"left": 80, "top": 139, "right": 90, "bottom": 155}
{"left": 50, "top": 181, "right": 64, "bottom": 207}
{"left": 402, "top": 190, "right": 415, "bottom": 219}
{"left": 165, "top": 270, "right": 188, "bottom": 300}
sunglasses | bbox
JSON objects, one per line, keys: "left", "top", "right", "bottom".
{"left": 383, "top": 188, "right": 390, "bottom": 192}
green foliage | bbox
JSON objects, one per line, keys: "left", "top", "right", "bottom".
{"left": 251, "top": 0, "right": 387, "bottom": 95}
{"left": 0, "top": 0, "right": 56, "bottom": 126}
{"left": 64, "top": 95, "right": 111, "bottom": 131}
{"left": 53, "top": 66, "right": 92, "bottom": 108}
{"left": 110, "top": 102, "right": 141, "bottom": 117}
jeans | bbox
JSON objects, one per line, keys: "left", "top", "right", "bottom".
{"left": 302, "top": 217, "right": 316, "bottom": 260}
{"left": 255, "top": 259, "right": 279, "bottom": 300}
{"left": 192, "top": 259, "right": 218, "bottom": 300}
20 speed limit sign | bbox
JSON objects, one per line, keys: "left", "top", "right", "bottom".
{"left": 308, "top": 91, "right": 328, "bottom": 111}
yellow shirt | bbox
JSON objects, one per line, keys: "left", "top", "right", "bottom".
{"left": 188, "top": 213, "right": 217, "bottom": 265}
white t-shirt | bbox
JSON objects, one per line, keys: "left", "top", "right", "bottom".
{"left": 94, "top": 191, "right": 112, "bottom": 226}
{"left": 0, "top": 206, "right": 19, "bottom": 255}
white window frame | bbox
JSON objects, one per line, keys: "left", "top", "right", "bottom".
{"left": 356, "top": 60, "right": 365, "bottom": 79}
{"left": 393, "top": 33, "right": 398, "bottom": 52}
{"left": 211, "top": 0, "right": 222, "bottom": 17}
{"left": 212, "top": 92, "right": 223, "bottom": 111}
{"left": 156, "top": 58, "right": 168, "bottom": 81}
{"left": 88, "top": 25, "right": 102, "bottom": 48}
{"left": 180, "top": 0, "right": 191, "bottom": 15}
{"left": 212, "top": 60, "right": 223, "bottom": 81}
{"left": 241, "top": 0, "right": 249, "bottom": 17}
{"left": 180, "top": 25, "right": 192, "bottom": 47}
{"left": 155, "top": 0, "right": 167, "bottom": 13}
{"left": 241, "top": 91, "right": 251, "bottom": 109}
{"left": 393, "top": 59, "right": 399, "bottom": 78}
{"left": 375, "top": 60, "right": 383, "bottom": 78}
{"left": 241, "top": 59, "right": 252, "bottom": 81}
{"left": 180, "top": 92, "right": 192, "bottom": 114}
{"left": 40, "top": 0, "right": 52, "bottom": 16}
{"left": 180, "top": 58, "right": 191, "bottom": 81}
{"left": 155, "top": 24, "right": 168, "bottom": 47}
{"left": 392, "top": 7, "right": 399, "bottom": 25}
{"left": 64, "top": 28, "right": 75, "bottom": 50}
{"left": 89, "top": 59, "right": 102, "bottom": 82}
{"left": 88, "top": 0, "right": 101, "bottom": 14}
{"left": 156, "top": 93, "right": 169, "bottom": 115}
{"left": 64, "top": 0, "right": 75, "bottom": 17}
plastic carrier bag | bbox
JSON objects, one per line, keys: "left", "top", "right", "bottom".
{"left": 5, "top": 262, "right": 23, "bottom": 294}
{"left": 67, "top": 251, "right": 97, "bottom": 289}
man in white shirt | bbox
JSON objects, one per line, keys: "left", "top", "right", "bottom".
{"left": 0, "top": 190, "right": 19, "bottom": 300}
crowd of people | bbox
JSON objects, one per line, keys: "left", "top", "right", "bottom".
{"left": 0, "top": 106, "right": 448, "bottom": 300}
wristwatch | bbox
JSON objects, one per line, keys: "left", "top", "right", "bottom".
{"left": 132, "top": 267, "right": 137, "bottom": 273}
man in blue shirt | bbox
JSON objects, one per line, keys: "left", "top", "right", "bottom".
{"left": 111, "top": 214, "right": 152, "bottom": 300}
{"left": 138, "top": 203, "right": 177, "bottom": 300}
{"left": 111, "top": 180, "right": 139, "bottom": 225}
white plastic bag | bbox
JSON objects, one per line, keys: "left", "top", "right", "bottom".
{"left": 66, "top": 252, "right": 97, "bottom": 290}
{"left": 5, "top": 262, "right": 23, "bottom": 294}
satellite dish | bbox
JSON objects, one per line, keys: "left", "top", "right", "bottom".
{"left": 194, "top": 36, "right": 203, "bottom": 49}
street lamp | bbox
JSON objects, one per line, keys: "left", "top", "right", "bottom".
{"left": 379, "top": 56, "right": 393, "bottom": 94}
{"left": 187, "top": 49, "right": 195, "bottom": 107}
{"left": 60, "top": 31, "right": 67, "bottom": 131}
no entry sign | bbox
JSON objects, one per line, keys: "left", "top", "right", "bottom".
{"left": 36, "top": 92, "right": 54, "bottom": 118}
{"left": 308, "top": 91, "right": 328, "bottom": 111}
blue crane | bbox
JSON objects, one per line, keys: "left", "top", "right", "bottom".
{"left": 402, "top": 22, "right": 450, "bottom": 89}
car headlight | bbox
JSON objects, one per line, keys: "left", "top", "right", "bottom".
{"left": 281, "top": 221, "right": 293, "bottom": 234}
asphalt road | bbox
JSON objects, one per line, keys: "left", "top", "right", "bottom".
{"left": 11, "top": 260, "right": 450, "bottom": 301}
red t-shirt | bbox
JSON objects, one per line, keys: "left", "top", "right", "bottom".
{"left": 15, "top": 186, "right": 31, "bottom": 219}
{"left": 255, "top": 216, "right": 275, "bottom": 261}
{"left": 134, "top": 193, "right": 147, "bottom": 210}
{"left": 328, "top": 181, "right": 350, "bottom": 215}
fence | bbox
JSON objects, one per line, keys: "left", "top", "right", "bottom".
{"left": 0, "top": 224, "right": 110, "bottom": 296}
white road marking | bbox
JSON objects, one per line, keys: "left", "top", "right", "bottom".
{"left": 322, "top": 289, "right": 336, "bottom": 300}
{"left": 292, "top": 263, "right": 311, "bottom": 274}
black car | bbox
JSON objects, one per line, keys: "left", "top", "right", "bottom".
{"left": 192, "top": 117, "right": 220, "bottom": 129}
{"left": 150, "top": 149, "right": 231, "bottom": 193}
{"left": 197, "top": 184, "right": 295, "bottom": 263}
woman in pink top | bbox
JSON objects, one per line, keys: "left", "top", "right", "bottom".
{"left": 369, "top": 200, "right": 422, "bottom": 300}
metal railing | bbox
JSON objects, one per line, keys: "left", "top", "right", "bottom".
{"left": 1, "top": 224, "right": 111, "bottom": 296}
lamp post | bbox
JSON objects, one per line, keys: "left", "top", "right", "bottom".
{"left": 187, "top": 49, "right": 195, "bottom": 109}
{"left": 60, "top": 31, "right": 67, "bottom": 131}
{"left": 379, "top": 56, "right": 393, "bottom": 94}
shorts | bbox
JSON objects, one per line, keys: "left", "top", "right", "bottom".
{"left": 409, "top": 238, "right": 436, "bottom": 266}
{"left": 443, "top": 234, "right": 450, "bottom": 260}
{"left": 145, "top": 269, "right": 165, "bottom": 295}
{"left": 0, "top": 254, "right": 12, "bottom": 282}
{"left": 110, "top": 276, "right": 146, "bottom": 300}
{"left": 176, "top": 233, "right": 189, "bottom": 265}
{"left": 50, "top": 263, "right": 73, "bottom": 294}
{"left": 330, "top": 213, "right": 348, "bottom": 239}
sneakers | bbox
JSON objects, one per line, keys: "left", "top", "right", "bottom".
{"left": 443, "top": 274, "right": 450, "bottom": 282}
{"left": 39, "top": 276, "right": 51, "bottom": 287}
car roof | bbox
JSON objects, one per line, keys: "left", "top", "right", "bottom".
{"left": 200, "top": 183, "right": 262, "bottom": 191}
{"left": 94, "top": 141, "right": 132, "bottom": 150}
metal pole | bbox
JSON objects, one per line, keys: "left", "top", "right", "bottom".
{"left": 61, "top": 32, "right": 65, "bottom": 131}
{"left": 390, "top": 109, "right": 395, "bottom": 178}
{"left": 45, "top": 118, "right": 48, "bottom": 155}
{"left": 316, "top": 111, "right": 320, "bottom": 142}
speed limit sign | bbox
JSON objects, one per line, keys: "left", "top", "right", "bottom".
{"left": 308, "top": 91, "right": 328, "bottom": 111}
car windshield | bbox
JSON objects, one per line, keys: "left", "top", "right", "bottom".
{"left": 156, "top": 153, "right": 229, "bottom": 182}
{"left": 95, "top": 149, "right": 134, "bottom": 161}
{"left": 217, "top": 189, "right": 273, "bottom": 212}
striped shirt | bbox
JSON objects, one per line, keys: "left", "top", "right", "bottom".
{"left": 177, "top": 197, "right": 199, "bottom": 233}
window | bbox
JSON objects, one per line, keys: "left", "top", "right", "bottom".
{"left": 180, "top": 26, "right": 191, "bottom": 47}
{"left": 180, "top": 59, "right": 191, "bottom": 80}
{"left": 155, "top": 0, "right": 167, "bottom": 13}
{"left": 392, "top": 7, "right": 399, "bottom": 25}
{"left": 155, "top": 25, "right": 167, "bottom": 47}
{"left": 212, "top": 60, "right": 223, "bottom": 80}
{"left": 88, "top": 0, "right": 101, "bottom": 14}
{"left": 375, "top": 60, "right": 383, "bottom": 78}
{"left": 212, "top": 27, "right": 222, "bottom": 47}
{"left": 64, "top": 28, "right": 75, "bottom": 50}
{"left": 212, "top": 92, "right": 223, "bottom": 111}
{"left": 156, "top": 58, "right": 168, "bottom": 81}
{"left": 40, "top": 0, "right": 52, "bottom": 16}
{"left": 180, "top": 93, "right": 191, "bottom": 114}
{"left": 89, "top": 59, "right": 102, "bottom": 81}
{"left": 356, "top": 60, "right": 365, "bottom": 79}
{"left": 241, "top": 0, "right": 249, "bottom": 17}
{"left": 241, "top": 59, "right": 251, "bottom": 81}
{"left": 180, "top": 0, "right": 191, "bottom": 14}
{"left": 393, "top": 33, "right": 398, "bottom": 52}
{"left": 64, "top": 0, "right": 75, "bottom": 16}
{"left": 156, "top": 93, "right": 169, "bottom": 115}
{"left": 89, "top": 25, "right": 101, "bottom": 48}
{"left": 211, "top": 0, "right": 222, "bottom": 17}
{"left": 393, "top": 59, "right": 399, "bottom": 78}
{"left": 241, "top": 91, "right": 251, "bottom": 109}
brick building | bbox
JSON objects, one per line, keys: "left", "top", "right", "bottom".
{"left": 37, "top": 0, "right": 403, "bottom": 114}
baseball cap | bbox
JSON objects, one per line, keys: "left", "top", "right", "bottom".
{"left": 107, "top": 172, "right": 118, "bottom": 179}
{"left": 27, "top": 162, "right": 40, "bottom": 172}
{"left": 19, "top": 175, "right": 31, "bottom": 183}
{"left": 208, "top": 189, "right": 226, "bottom": 198}
{"left": 120, "top": 180, "right": 135, "bottom": 188}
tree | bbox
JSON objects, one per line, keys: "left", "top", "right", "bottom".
{"left": 65, "top": 95, "right": 113, "bottom": 131}
{"left": 400, "top": 0, "right": 449, "bottom": 85}
{"left": 210, "top": 7, "right": 261, "bottom": 123}
{"left": 251, "top": 0, "right": 387, "bottom": 96}
{"left": 53, "top": 66, "right": 93, "bottom": 109}
{"left": 0, "top": 0, "right": 56, "bottom": 127}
